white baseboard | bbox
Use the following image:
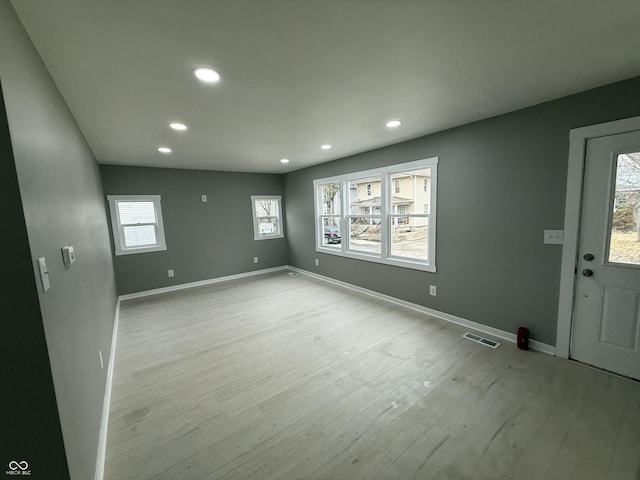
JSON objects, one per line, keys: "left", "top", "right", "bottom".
{"left": 288, "top": 267, "right": 556, "bottom": 356}
{"left": 95, "top": 297, "right": 120, "bottom": 480}
{"left": 118, "top": 266, "right": 289, "bottom": 301}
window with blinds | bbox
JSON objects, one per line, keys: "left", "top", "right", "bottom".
{"left": 107, "top": 195, "right": 167, "bottom": 255}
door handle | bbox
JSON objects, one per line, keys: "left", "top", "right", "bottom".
{"left": 583, "top": 253, "right": 594, "bottom": 261}
{"left": 582, "top": 269, "right": 594, "bottom": 277}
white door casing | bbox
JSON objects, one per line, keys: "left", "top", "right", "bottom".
{"left": 570, "top": 131, "right": 640, "bottom": 380}
{"left": 557, "top": 116, "right": 640, "bottom": 362}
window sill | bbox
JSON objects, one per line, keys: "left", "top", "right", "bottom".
{"left": 253, "top": 234, "right": 285, "bottom": 241}
{"left": 115, "top": 245, "right": 167, "bottom": 256}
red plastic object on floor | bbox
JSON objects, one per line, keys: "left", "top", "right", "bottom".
{"left": 517, "top": 327, "right": 529, "bottom": 350}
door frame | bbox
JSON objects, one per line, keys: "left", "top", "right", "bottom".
{"left": 556, "top": 115, "right": 640, "bottom": 359}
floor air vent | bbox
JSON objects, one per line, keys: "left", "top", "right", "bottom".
{"left": 463, "top": 332, "right": 500, "bottom": 349}
{"left": 287, "top": 272, "right": 298, "bottom": 277}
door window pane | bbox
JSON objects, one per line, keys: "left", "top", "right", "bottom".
{"left": 608, "top": 152, "right": 640, "bottom": 265}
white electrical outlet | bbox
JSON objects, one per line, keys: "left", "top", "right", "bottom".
{"left": 201, "top": 194, "right": 208, "bottom": 203}
{"left": 168, "top": 269, "right": 174, "bottom": 277}
{"left": 429, "top": 285, "right": 437, "bottom": 296}
{"left": 315, "top": 258, "right": 319, "bottom": 266}
{"left": 98, "top": 350, "right": 104, "bottom": 370}
{"left": 253, "top": 257, "right": 259, "bottom": 264}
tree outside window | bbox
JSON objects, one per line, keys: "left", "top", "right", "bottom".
{"left": 251, "top": 195, "right": 284, "bottom": 240}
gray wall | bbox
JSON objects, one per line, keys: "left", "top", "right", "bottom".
{"left": 285, "top": 76, "right": 640, "bottom": 347}
{"left": 0, "top": 1, "right": 118, "bottom": 479}
{"left": 101, "top": 165, "right": 287, "bottom": 295}
{"left": 0, "top": 84, "right": 70, "bottom": 479}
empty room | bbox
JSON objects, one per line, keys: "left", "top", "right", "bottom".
{"left": 2, "top": 1, "right": 640, "bottom": 479}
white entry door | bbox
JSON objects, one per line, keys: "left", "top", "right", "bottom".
{"left": 571, "top": 130, "right": 640, "bottom": 380}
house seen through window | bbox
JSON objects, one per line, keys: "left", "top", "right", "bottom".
{"left": 314, "top": 157, "right": 438, "bottom": 272}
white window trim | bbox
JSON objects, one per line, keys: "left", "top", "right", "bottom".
{"left": 313, "top": 157, "right": 438, "bottom": 273}
{"left": 251, "top": 195, "right": 284, "bottom": 240}
{"left": 107, "top": 195, "right": 167, "bottom": 256}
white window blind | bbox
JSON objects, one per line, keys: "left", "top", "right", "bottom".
{"left": 107, "top": 195, "right": 167, "bottom": 255}
{"left": 123, "top": 225, "right": 157, "bottom": 248}
{"left": 118, "top": 201, "right": 156, "bottom": 225}
{"left": 118, "top": 201, "right": 158, "bottom": 248}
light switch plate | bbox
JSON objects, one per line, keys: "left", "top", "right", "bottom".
{"left": 544, "top": 230, "right": 564, "bottom": 245}
{"left": 38, "top": 257, "right": 50, "bottom": 292}
{"left": 62, "top": 245, "right": 75, "bottom": 266}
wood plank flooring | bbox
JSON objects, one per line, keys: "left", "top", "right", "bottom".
{"left": 104, "top": 271, "right": 640, "bottom": 480}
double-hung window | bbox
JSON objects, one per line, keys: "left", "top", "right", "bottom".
{"left": 107, "top": 195, "right": 167, "bottom": 255}
{"left": 313, "top": 157, "right": 438, "bottom": 272}
{"left": 347, "top": 175, "right": 382, "bottom": 255}
{"left": 251, "top": 195, "right": 284, "bottom": 240}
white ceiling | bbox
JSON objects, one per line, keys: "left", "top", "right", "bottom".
{"left": 11, "top": 0, "right": 640, "bottom": 173}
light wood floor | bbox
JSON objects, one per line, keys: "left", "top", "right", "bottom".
{"left": 104, "top": 271, "right": 640, "bottom": 480}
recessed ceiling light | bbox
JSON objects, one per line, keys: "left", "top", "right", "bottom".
{"left": 169, "top": 122, "right": 188, "bottom": 131}
{"left": 193, "top": 67, "right": 220, "bottom": 83}
{"left": 158, "top": 147, "right": 172, "bottom": 154}
{"left": 321, "top": 144, "right": 332, "bottom": 150}
{"left": 280, "top": 158, "right": 290, "bottom": 164}
{"left": 386, "top": 120, "right": 402, "bottom": 128}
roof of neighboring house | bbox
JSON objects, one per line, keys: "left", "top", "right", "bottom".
{"left": 351, "top": 195, "right": 414, "bottom": 206}
{"left": 353, "top": 174, "right": 430, "bottom": 186}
